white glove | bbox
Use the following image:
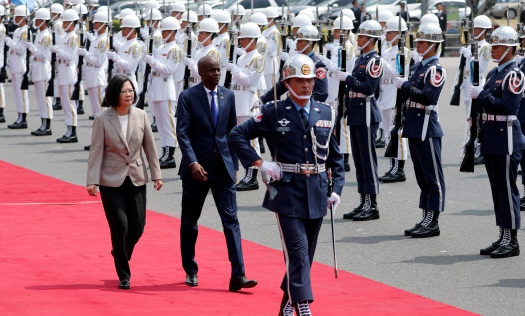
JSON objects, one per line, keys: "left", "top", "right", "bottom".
{"left": 85, "top": 33, "right": 96, "bottom": 42}
{"left": 325, "top": 43, "right": 334, "bottom": 52}
{"left": 394, "top": 77, "right": 408, "bottom": 89}
{"left": 25, "top": 42, "right": 36, "bottom": 53}
{"left": 279, "top": 50, "right": 289, "bottom": 61}
{"left": 143, "top": 54, "right": 155, "bottom": 64}
{"left": 107, "top": 51, "right": 117, "bottom": 61}
{"left": 181, "top": 56, "right": 192, "bottom": 66}
{"left": 516, "top": 54, "right": 525, "bottom": 64}
{"left": 77, "top": 48, "right": 87, "bottom": 56}
{"left": 470, "top": 86, "right": 483, "bottom": 99}
{"left": 317, "top": 54, "right": 329, "bottom": 66}
{"left": 234, "top": 46, "right": 246, "bottom": 56}
{"left": 49, "top": 45, "right": 58, "bottom": 53}
{"left": 4, "top": 37, "right": 13, "bottom": 47}
{"left": 336, "top": 70, "right": 350, "bottom": 82}
{"left": 327, "top": 192, "right": 340, "bottom": 212}
{"left": 261, "top": 161, "right": 281, "bottom": 181}
{"left": 224, "top": 62, "right": 234, "bottom": 71}
{"left": 459, "top": 46, "right": 471, "bottom": 58}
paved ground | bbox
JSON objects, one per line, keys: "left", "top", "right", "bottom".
{"left": 1, "top": 57, "right": 524, "bottom": 315}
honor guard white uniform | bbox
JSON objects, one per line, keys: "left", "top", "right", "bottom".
{"left": 144, "top": 17, "right": 183, "bottom": 169}
{"left": 225, "top": 22, "right": 265, "bottom": 191}
{"left": 211, "top": 10, "right": 231, "bottom": 86}
{"left": 339, "top": 8, "right": 358, "bottom": 47}
{"left": 378, "top": 17, "right": 411, "bottom": 182}
{"left": 112, "top": 8, "right": 134, "bottom": 53}
{"left": 50, "top": 3, "right": 65, "bottom": 110}
{"left": 176, "top": 11, "right": 198, "bottom": 94}
{"left": 0, "top": 9, "right": 6, "bottom": 123}
{"left": 78, "top": 10, "right": 109, "bottom": 119}
{"left": 181, "top": 18, "right": 220, "bottom": 87}
{"left": 5, "top": 5, "right": 30, "bottom": 129}
{"left": 51, "top": 8, "right": 80, "bottom": 142}
{"left": 261, "top": 7, "right": 281, "bottom": 97}
{"left": 138, "top": 9, "right": 163, "bottom": 99}
{"left": 107, "top": 15, "right": 143, "bottom": 92}
{"left": 458, "top": 15, "right": 492, "bottom": 161}
{"left": 27, "top": 8, "right": 53, "bottom": 136}
{"left": 250, "top": 12, "right": 270, "bottom": 95}
{"left": 280, "top": 14, "right": 312, "bottom": 64}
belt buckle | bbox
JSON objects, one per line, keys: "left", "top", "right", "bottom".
{"left": 299, "top": 163, "right": 316, "bottom": 175}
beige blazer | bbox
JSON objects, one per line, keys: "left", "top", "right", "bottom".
{"left": 86, "top": 106, "right": 162, "bottom": 187}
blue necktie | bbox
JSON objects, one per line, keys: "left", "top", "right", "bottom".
{"left": 300, "top": 108, "right": 308, "bottom": 129}
{"left": 210, "top": 91, "right": 217, "bottom": 127}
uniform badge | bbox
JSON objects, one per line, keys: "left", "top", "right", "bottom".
{"left": 278, "top": 118, "right": 290, "bottom": 126}
{"left": 508, "top": 76, "right": 522, "bottom": 94}
{"left": 313, "top": 108, "right": 320, "bottom": 112}
{"left": 495, "top": 80, "right": 502, "bottom": 84}
{"left": 316, "top": 68, "right": 326, "bottom": 80}
{"left": 315, "top": 120, "right": 332, "bottom": 128}
{"left": 302, "top": 64, "right": 311, "bottom": 75}
{"left": 254, "top": 113, "right": 263, "bottom": 122}
{"left": 285, "top": 106, "right": 291, "bottom": 110}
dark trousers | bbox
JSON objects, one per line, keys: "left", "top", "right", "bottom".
{"left": 277, "top": 214, "right": 323, "bottom": 304}
{"left": 408, "top": 137, "right": 445, "bottom": 212}
{"left": 350, "top": 123, "right": 379, "bottom": 194}
{"left": 484, "top": 152, "right": 522, "bottom": 229}
{"left": 99, "top": 177, "right": 146, "bottom": 281}
{"left": 180, "top": 158, "right": 245, "bottom": 277}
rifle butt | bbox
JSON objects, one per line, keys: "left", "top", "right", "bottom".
{"left": 21, "top": 75, "right": 29, "bottom": 90}
{"left": 450, "top": 88, "right": 461, "bottom": 106}
{"left": 384, "top": 128, "right": 400, "bottom": 158}
{"left": 71, "top": 83, "right": 80, "bottom": 101}
{"left": 45, "top": 80, "right": 55, "bottom": 97}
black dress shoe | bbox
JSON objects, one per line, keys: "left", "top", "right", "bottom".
{"left": 380, "top": 171, "right": 406, "bottom": 183}
{"left": 160, "top": 157, "right": 176, "bottom": 169}
{"left": 228, "top": 275, "right": 258, "bottom": 291}
{"left": 8, "top": 121, "right": 27, "bottom": 129}
{"left": 118, "top": 279, "right": 130, "bottom": 289}
{"left": 151, "top": 122, "right": 158, "bottom": 132}
{"left": 480, "top": 242, "right": 501, "bottom": 255}
{"left": 89, "top": 115, "right": 95, "bottom": 120}
{"left": 0, "top": 114, "right": 5, "bottom": 123}
{"left": 404, "top": 223, "right": 422, "bottom": 236}
{"left": 52, "top": 102, "right": 62, "bottom": 110}
{"left": 342, "top": 209, "right": 362, "bottom": 219}
{"left": 474, "top": 156, "right": 485, "bottom": 165}
{"left": 353, "top": 208, "right": 379, "bottom": 221}
{"left": 84, "top": 145, "right": 91, "bottom": 151}
{"left": 375, "top": 139, "right": 386, "bottom": 148}
{"left": 77, "top": 106, "right": 85, "bottom": 114}
{"left": 411, "top": 222, "right": 440, "bottom": 238}
{"left": 57, "top": 135, "right": 78, "bottom": 143}
{"left": 490, "top": 242, "right": 520, "bottom": 258}
{"left": 235, "top": 179, "right": 259, "bottom": 191}
{"left": 32, "top": 128, "right": 52, "bottom": 136}
{"left": 185, "top": 274, "right": 198, "bottom": 286}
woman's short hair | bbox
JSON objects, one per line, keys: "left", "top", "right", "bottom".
{"left": 102, "top": 75, "right": 137, "bottom": 108}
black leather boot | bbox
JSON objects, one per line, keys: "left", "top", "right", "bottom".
{"left": 379, "top": 158, "right": 395, "bottom": 182}
{"left": 278, "top": 293, "right": 294, "bottom": 316}
{"left": 480, "top": 227, "right": 503, "bottom": 255}
{"left": 381, "top": 159, "right": 406, "bottom": 183}
{"left": 159, "top": 146, "right": 167, "bottom": 162}
{"left": 343, "top": 154, "right": 351, "bottom": 172}
{"left": 32, "top": 118, "right": 52, "bottom": 136}
{"left": 151, "top": 116, "right": 158, "bottom": 132}
{"left": 57, "top": 126, "right": 78, "bottom": 143}
{"left": 0, "top": 107, "right": 5, "bottom": 123}
{"left": 405, "top": 210, "right": 426, "bottom": 236}
{"left": 343, "top": 194, "right": 365, "bottom": 219}
{"left": 160, "top": 147, "right": 176, "bottom": 169}
{"left": 258, "top": 136, "right": 265, "bottom": 153}
{"left": 77, "top": 100, "right": 85, "bottom": 114}
{"left": 8, "top": 113, "right": 27, "bottom": 129}
{"left": 53, "top": 98, "right": 62, "bottom": 110}
{"left": 353, "top": 194, "right": 380, "bottom": 221}
{"left": 411, "top": 211, "right": 440, "bottom": 238}
{"left": 491, "top": 229, "right": 520, "bottom": 258}
{"left": 236, "top": 168, "right": 259, "bottom": 191}
{"left": 375, "top": 128, "right": 385, "bottom": 148}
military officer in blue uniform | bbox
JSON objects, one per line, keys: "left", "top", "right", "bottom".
{"left": 471, "top": 26, "right": 525, "bottom": 258}
{"left": 394, "top": 22, "right": 446, "bottom": 238}
{"left": 336, "top": 20, "right": 384, "bottom": 222}
{"left": 517, "top": 31, "right": 525, "bottom": 210}
{"left": 256, "top": 25, "right": 328, "bottom": 106}
{"left": 229, "top": 54, "right": 345, "bottom": 316}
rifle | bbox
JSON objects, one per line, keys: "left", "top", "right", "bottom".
{"left": 385, "top": 16, "right": 406, "bottom": 158}
{"left": 519, "top": 4, "right": 524, "bottom": 55}
{"left": 183, "top": 0, "right": 191, "bottom": 90}
{"left": 316, "top": 6, "right": 323, "bottom": 55}
{"left": 71, "top": 19, "right": 86, "bottom": 101}
{"left": 460, "top": 15, "right": 479, "bottom": 173}
{"left": 21, "top": 8, "right": 30, "bottom": 90}
{"left": 450, "top": 14, "right": 469, "bottom": 106}
{"left": 335, "top": 12, "right": 346, "bottom": 145}
{"left": 376, "top": 6, "right": 381, "bottom": 56}
{"left": 223, "top": 24, "right": 235, "bottom": 89}
{"left": 45, "top": 30, "right": 56, "bottom": 96}
{"left": 137, "top": 9, "right": 153, "bottom": 109}
{"left": 279, "top": 4, "right": 291, "bottom": 81}
{"left": 107, "top": 0, "right": 114, "bottom": 82}
{"left": 326, "top": 2, "right": 332, "bottom": 43}
{"left": 0, "top": 15, "right": 9, "bottom": 83}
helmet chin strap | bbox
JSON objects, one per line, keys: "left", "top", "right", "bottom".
{"left": 123, "top": 29, "right": 133, "bottom": 40}
{"left": 198, "top": 32, "right": 213, "bottom": 45}
{"left": 357, "top": 38, "right": 374, "bottom": 51}
{"left": 386, "top": 34, "right": 399, "bottom": 45}
{"left": 33, "top": 20, "right": 44, "bottom": 29}
{"left": 296, "top": 42, "right": 311, "bottom": 54}
{"left": 418, "top": 43, "right": 435, "bottom": 57}
{"left": 95, "top": 23, "right": 106, "bottom": 34}
{"left": 492, "top": 46, "right": 511, "bottom": 63}
{"left": 285, "top": 82, "right": 312, "bottom": 100}
{"left": 474, "top": 29, "right": 486, "bottom": 40}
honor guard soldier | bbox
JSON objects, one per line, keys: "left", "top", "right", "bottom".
{"left": 224, "top": 22, "right": 266, "bottom": 191}
{"left": 112, "top": 8, "right": 134, "bottom": 53}
{"left": 73, "top": 3, "right": 89, "bottom": 115}
{"left": 320, "top": 15, "right": 357, "bottom": 172}
{"left": 5, "top": 5, "right": 31, "bottom": 129}
{"left": 210, "top": 10, "right": 231, "bottom": 86}
{"left": 394, "top": 22, "right": 446, "bottom": 238}
{"left": 259, "top": 25, "right": 328, "bottom": 106}
{"left": 144, "top": 16, "right": 183, "bottom": 169}
{"left": 457, "top": 15, "right": 492, "bottom": 164}
{"left": 336, "top": 20, "right": 384, "bottom": 221}
{"left": 27, "top": 8, "right": 53, "bottom": 136}
{"left": 181, "top": 17, "right": 220, "bottom": 87}
{"left": 170, "top": 2, "right": 186, "bottom": 20}
{"left": 279, "top": 14, "right": 312, "bottom": 63}
{"left": 177, "top": 10, "right": 197, "bottom": 53}
{"left": 107, "top": 14, "right": 143, "bottom": 92}
{"left": 196, "top": 4, "right": 212, "bottom": 22}
{"left": 339, "top": 8, "right": 358, "bottom": 46}
{"left": 377, "top": 16, "right": 412, "bottom": 183}
{"left": 50, "top": 3, "right": 64, "bottom": 110}
{"left": 261, "top": 7, "right": 281, "bottom": 94}
{"left": 471, "top": 26, "right": 525, "bottom": 258}
{"left": 0, "top": 5, "right": 7, "bottom": 123}
{"left": 50, "top": 8, "right": 80, "bottom": 143}
{"left": 229, "top": 54, "right": 345, "bottom": 316}
{"left": 517, "top": 30, "right": 525, "bottom": 209}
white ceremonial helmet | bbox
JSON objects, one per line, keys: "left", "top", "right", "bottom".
{"left": 35, "top": 8, "right": 51, "bottom": 20}
{"left": 180, "top": 10, "right": 198, "bottom": 23}
{"left": 263, "top": 7, "right": 279, "bottom": 19}
{"left": 161, "top": 16, "right": 181, "bottom": 31}
{"left": 282, "top": 54, "right": 316, "bottom": 80}
{"left": 340, "top": 8, "right": 356, "bottom": 21}
{"left": 333, "top": 16, "right": 354, "bottom": 31}
{"left": 415, "top": 23, "right": 444, "bottom": 42}
{"left": 378, "top": 10, "right": 394, "bottom": 23}
{"left": 145, "top": 0, "right": 160, "bottom": 10}
{"left": 72, "top": 0, "right": 85, "bottom": 5}
{"left": 211, "top": 10, "right": 231, "bottom": 24}
{"left": 231, "top": 5, "right": 246, "bottom": 16}
{"left": 385, "top": 16, "right": 408, "bottom": 32}
{"left": 61, "top": 8, "right": 80, "bottom": 21}
{"left": 473, "top": 15, "right": 492, "bottom": 29}
{"left": 118, "top": 8, "right": 135, "bottom": 20}
{"left": 171, "top": 2, "right": 186, "bottom": 13}
{"left": 146, "top": 8, "right": 163, "bottom": 21}
{"left": 198, "top": 17, "right": 219, "bottom": 33}
{"left": 0, "top": 6, "right": 5, "bottom": 16}
{"left": 490, "top": 26, "right": 519, "bottom": 46}
{"left": 298, "top": 8, "right": 315, "bottom": 22}
{"left": 292, "top": 14, "right": 312, "bottom": 29}
{"left": 14, "top": 5, "right": 29, "bottom": 17}
{"left": 74, "top": 4, "right": 88, "bottom": 15}
{"left": 297, "top": 25, "right": 320, "bottom": 41}
{"left": 121, "top": 14, "right": 141, "bottom": 28}
{"left": 93, "top": 10, "right": 111, "bottom": 24}
{"left": 250, "top": 12, "right": 267, "bottom": 26}
{"left": 238, "top": 22, "right": 261, "bottom": 38}
{"left": 357, "top": 20, "right": 383, "bottom": 38}
{"left": 419, "top": 13, "right": 439, "bottom": 26}
{"left": 197, "top": 4, "right": 212, "bottom": 17}
{"left": 88, "top": 0, "right": 99, "bottom": 7}
{"left": 51, "top": 3, "right": 64, "bottom": 14}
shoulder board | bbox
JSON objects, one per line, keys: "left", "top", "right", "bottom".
{"left": 130, "top": 44, "right": 143, "bottom": 58}
{"left": 480, "top": 45, "right": 491, "bottom": 61}
{"left": 98, "top": 38, "right": 108, "bottom": 52}
{"left": 168, "top": 46, "right": 182, "bottom": 63}
{"left": 249, "top": 55, "right": 265, "bottom": 73}
{"left": 256, "top": 41, "right": 268, "bottom": 55}
{"left": 153, "top": 35, "right": 163, "bottom": 48}
{"left": 67, "top": 35, "right": 79, "bottom": 48}
{"left": 42, "top": 35, "right": 52, "bottom": 47}
{"left": 206, "top": 49, "right": 220, "bottom": 62}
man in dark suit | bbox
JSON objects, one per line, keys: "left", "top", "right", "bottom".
{"left": 176, "top": 56, "right": 257, "bottom": 291}
{"left": 435, "top": 3, "right": 447, "bottom": 57}
{"left": 352, "top": 0, "right": 361, "bottom": 33}
{"left": 397, "top": 0, "right": 409, "bottom": 22}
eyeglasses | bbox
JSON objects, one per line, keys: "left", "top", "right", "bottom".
{"left": 120, "top": 89, "right": 134, "bottom": 95}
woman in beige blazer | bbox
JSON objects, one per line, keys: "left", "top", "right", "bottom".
{"left": 86, "top": 75, "right": 162, "bottom": 290}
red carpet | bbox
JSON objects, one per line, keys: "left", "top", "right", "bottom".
{"left": 0, "top": 161, "right": 477, "bottom": 315}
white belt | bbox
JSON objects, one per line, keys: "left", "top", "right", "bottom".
{"left": 189, "top": 77, "right": 197, "bottom": 83}
{"left": 408, "top": 101, "right": 436, "bottom": 111}
{"left": 348, "top": 91, "right": 371, "bottom": 99}
{"left": 280, "top": 163, "right": 326, "bottom": 175}
{"left": 232, "top": 84, "right": 248, "bottom": 91}
{"left": 86, "top": 62, "right": 97, "bottom": 67}
{"left": 57, "top": 60, "right": 69, "bottom": 65}
{"left": 482, "top": 113, "right": 517, "bottom": 122}
{"left": 33, "top": 57, "right": 45, "bottom": 63}
{"left": 380, "top": 78, "right": 394, "bottom": 84}
{"left": 152, "top": 71, "right": 166, "bottom": 78}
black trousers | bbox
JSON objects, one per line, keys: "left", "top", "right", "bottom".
{"left": 100, "top": 177, "right": 146, "bottom": 281}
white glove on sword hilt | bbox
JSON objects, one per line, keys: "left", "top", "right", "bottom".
{"left": 261, "top": 161, "right": 282, "bottom": 181}
{"left": 250, "top": 99, "right": 263, "bottom": 112}
{"left": 327, "top": 192, "right": 340, "bottom": 212}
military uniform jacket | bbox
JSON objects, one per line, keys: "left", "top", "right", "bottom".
{"left": 477, "top": 61, "right": 525, "bottom": 155}
{"left": 30, "top": 28, "right": 52, "bottom": 82}
{"left": 260, "top": 52, "right": 328, "bottom": 104}
{"left": 399, "top": 56, "right": 445, "bottom": 139}
{"left": 53, "top": 20, "right": 64, "bottom": 40}
{"left": 7, "top": 25, "right": 29, "bottom": 75}
{"left": 378, "top": 45, "right": 411, "bottom": 110}
{"left": 113, "top": 38, "right": 142, "bottom": 88}
{"left": 518, "top": 58, "right": 525, "bottom": 131}
{"left": 188, "top": 44, "right": 220, "bottom": 85}
{"left": 459, "top": 39, "right": 491, "bottom": 100}
{"left": 56, "top": 30, "right": 79, "bottom": 86}
{"left": 344, "top": 50, "right": 383, "bottom": 126}
{"left": 213, "top": 31, "right": 229, "bottom": 86}
{"left": 261, "top": 25, "right": 280, "bottom": 75}
{"left": 82, "top": 32, "right": 108, "bottom": 88}
{"left": 229, "top": 98, "right": 345, "bottom": 219}
{"left": 0, "top": 24, "right": 5, "bottom": 68}
{"left": 324, "top": 40, "right": 356, "bottom": 103}
{"left": 147, "top": 40, "right": 182, "bottom": 102}
{"left": 232, "top": 49, "right": 265, "bottom": 116}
